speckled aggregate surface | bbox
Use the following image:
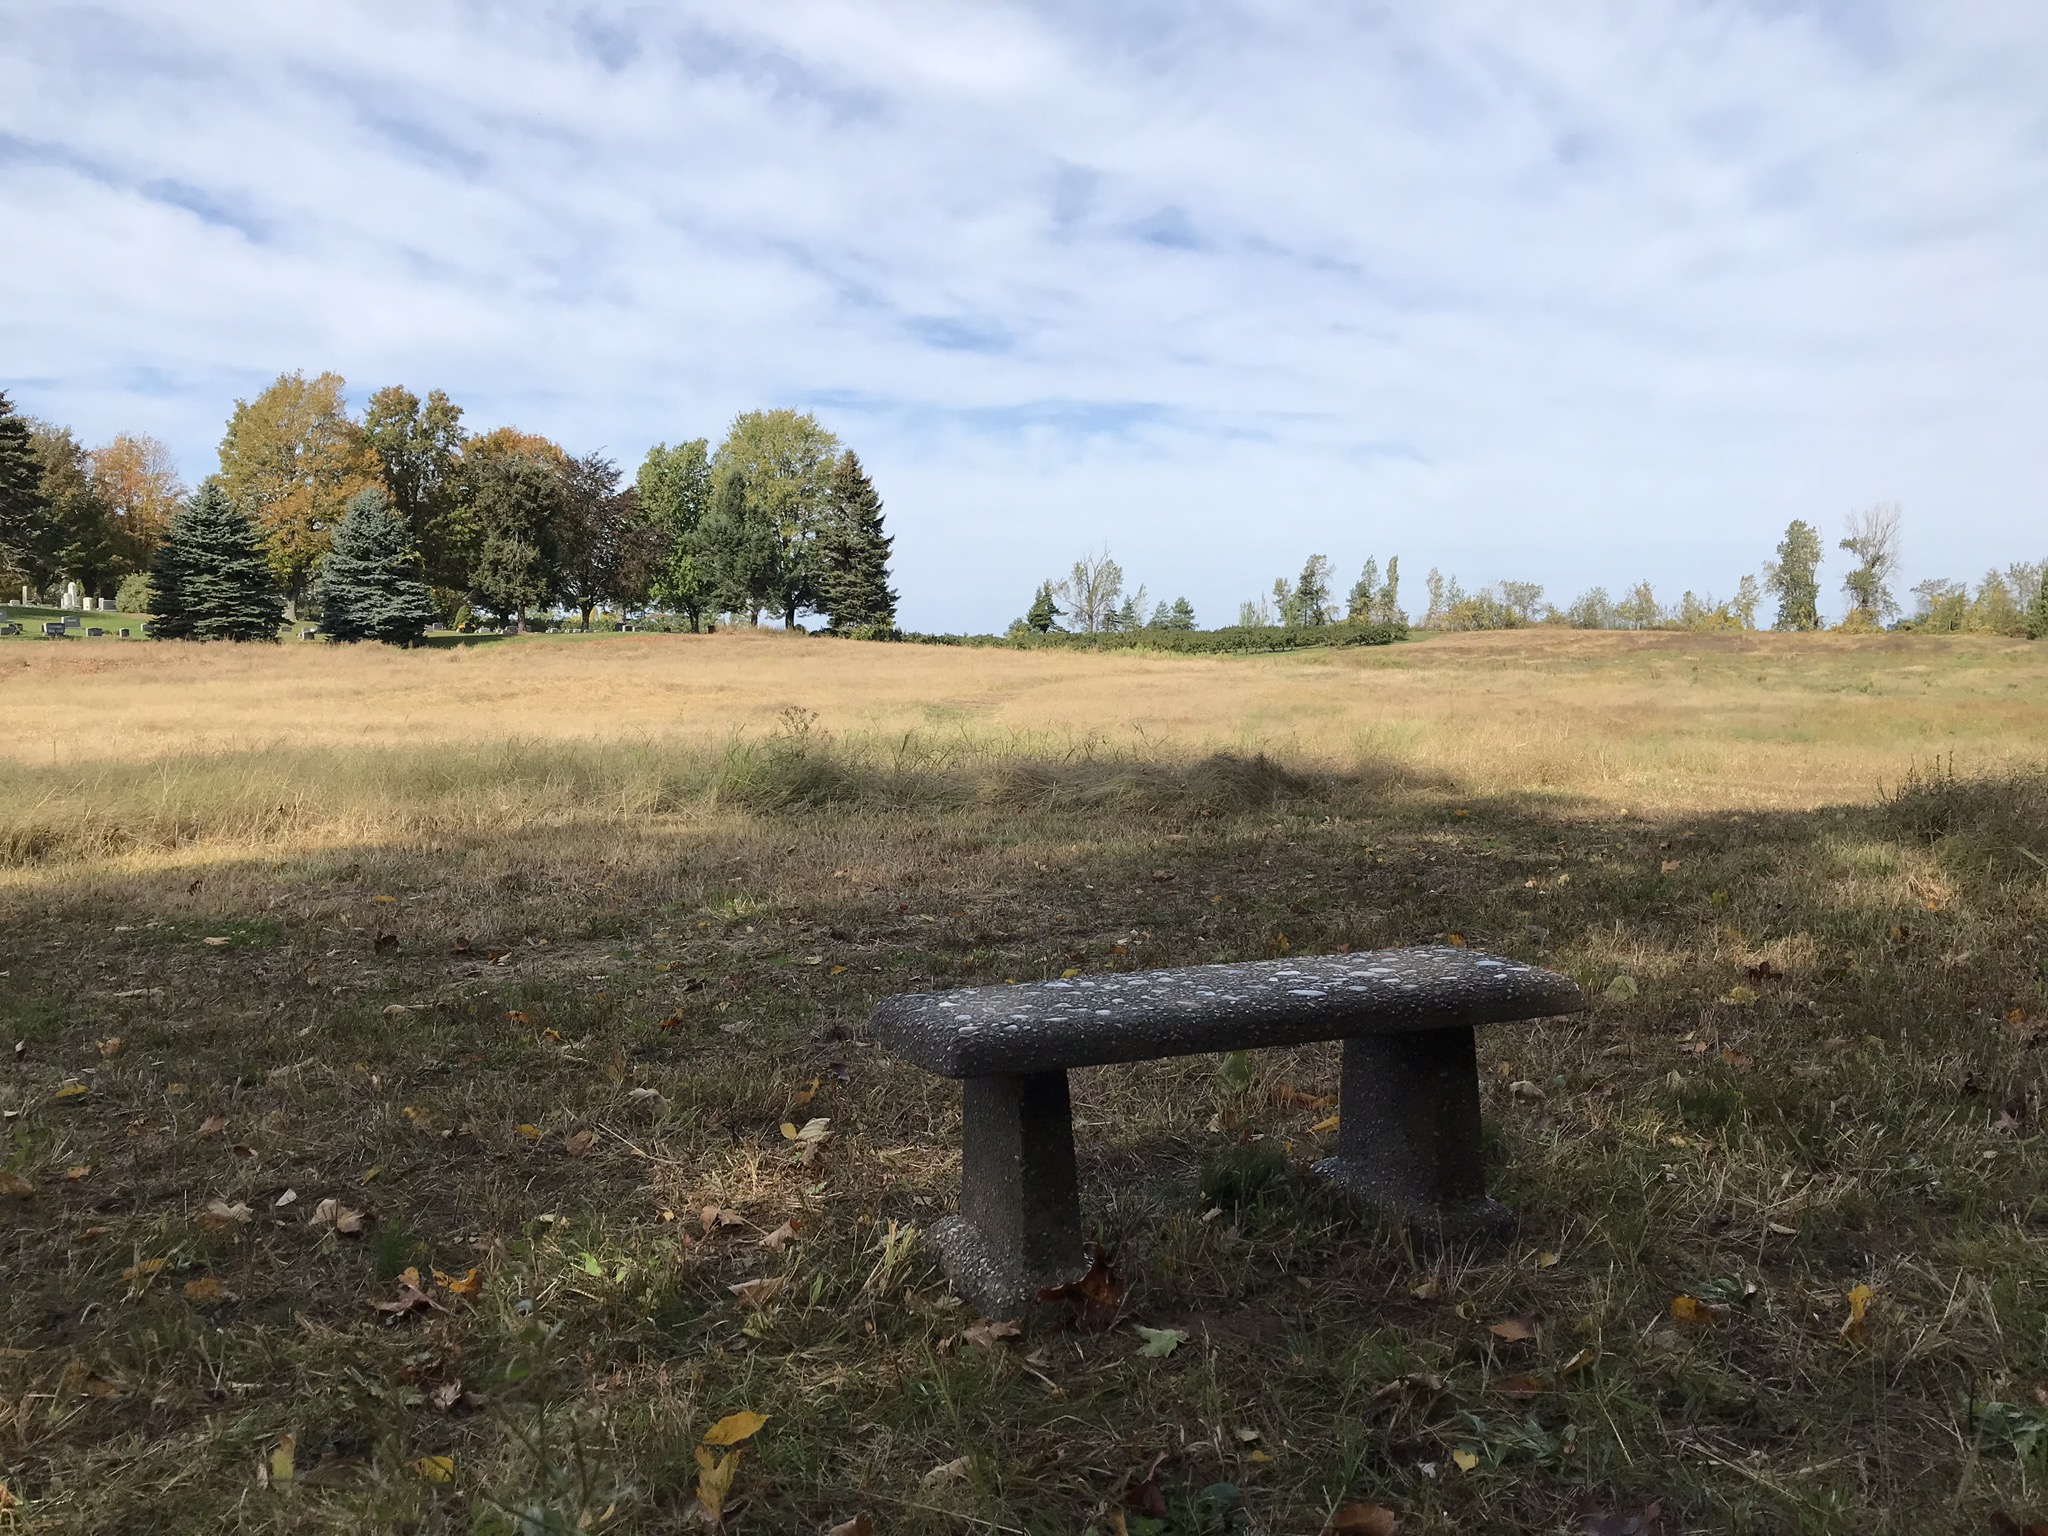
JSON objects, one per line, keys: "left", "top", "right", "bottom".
{"left": 872, "top": 945, "right": 1586, "bottom": 1078}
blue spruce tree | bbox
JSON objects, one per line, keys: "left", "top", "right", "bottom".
{"left": 150, "top": 479, "right": 284, "bottom": 642}
{"left": 316, "top": 486, "right": 439, "bottom": 645}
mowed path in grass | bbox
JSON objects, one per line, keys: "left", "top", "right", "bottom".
{"left": 2, "top": 627, "right": 2042, "bottom": 810}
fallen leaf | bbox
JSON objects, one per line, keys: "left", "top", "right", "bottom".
{"left": 199, "top": 1199, "right": 253, "bottom": 1231}
{"left": 963, "top": 1318, "right": 1021, "bottom": 1351}
{"left": 184, "top": 1276, "right": 225, "bottom": 1302}
{"left": 1450, "top": 1448, "right": 1479, "bottom": 1472}
{"left": 1561, "top": 1346, "right": 1598, "bottom": 1378}
{"left": 792, "top": 1076, "right": 822, "bottom": 1107}
{"left": 1718, "top": 984, "right": 1759, "bottom": 1007}
{"left": 97, "top": 1036, "right": 123, "bottom": 1057}
{"left": 373, "top": 1269, "right": 447, "bottom": 1318}
{"left": 695, "top": 1444, "right": 742, "bottom": 1519}
{"left": 1325, "top": 1504, "right": 1402, "bottom": 1536}
{"left": 758, "top": 1220, "right": 801, "bottom": 1252}
{"left": 515, "top": 1123, "right": 542, "bottom": 1141}
{"left": 825, "top": 1517, "right": 874, "bottom": 1536}
{"left": 625, "top": 1087, "right": 666, "bottom": 1119}
{"left": 1536, "top": 1250, "right": 1561, "bottom": 1269}
{"left": 728, "top": 1276, "right": 784, "bottom": 1308}
{"left": 274, "top": 1188, "right": 298, "bottom": 1207}
{"left": 430, "top": 1378, "right": 465, "bottom": 1412}
{"left": 203, "top": 936, "right": 230, "bottom": 947}
{"left": 1670, "top": 1294, "right": 1727, "bottom": 1326}
{"left": 0, "top": 1170, "right": 35, "bottom": 1199}
{"left": 701, "top": 1410, "right": 770, "bottom": 1448}
{"left": 74, "top": 1225, "right": 111, "bottom": 1242}
{"left": 52, "top": 1083, "right": 89, "bottom": 1101}
{"left": 1037, "top": 1244, "right": 1125, "bottom": 1329}
{"left": 268, "top": 1432, "right": 296, "bottom": 1487}
{"left": 701, "top": 1205, "right": 744, "bottom": 1233}
{"left": 1508, "top": 1079, "right": 1545, "bottom": 1102}
{"left": 1369, "top": 1372, "right": 1446, "bottom": 1404}
{"left": 65, "top": 1165, "right": 91, "bottom": 1181}
{"left": 409, "top": 1454, "right": 455, "bottom": 1483}
{"left": 1489, "top": 1316, "right": 1540, "bottom": 1343}
{"left": 1410, "top": 1277, "right": 1440, "bottom": 1301}
{"left": 122, "top": 1257, "right": 167, "bottom": 1289}
{"left": 562, "top": 1130, "right": 596, "bottom": 1158}
{"left": 1496, "top": 1373, "right": 1545, "bottom": 1398}
{"left": 198, "top": 1115, "right": 228, "bottom": 1139}
{"left": 434, "top": 1267, "right": 483, "bottom": 1298}
{"left": 779, "top": 1116, "right": 831, "bottom": 1143}
{"left": 1839, "top": 1282, "right": 1873, "bottom": 1345}
{"left": 1310, "top": 1114, "right": 1341, "bottom": 1134}
{"left": 1134, "top": 1324, "right": 1190, "bottom": 1358}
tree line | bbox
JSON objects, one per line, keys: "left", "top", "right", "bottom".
{"left": 0, "top": 375, "right": 897, "bottom": 643}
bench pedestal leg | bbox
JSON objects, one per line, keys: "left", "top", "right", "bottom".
{"left": 1312, "top": 1027, "right": 1515, "bottom": 1244}
{"left": 933, "top": 1070, "right": 1087, "bottom": 1318}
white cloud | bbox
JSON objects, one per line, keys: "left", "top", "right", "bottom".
{"left": 4, "top": 1, "right": 2045, "bottom": 627}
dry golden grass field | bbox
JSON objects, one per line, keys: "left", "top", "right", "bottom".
{"left": 2, "top": 628, "right": 2047, "bottom": 1535}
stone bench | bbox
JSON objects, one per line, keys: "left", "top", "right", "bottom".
{"left": 872, "top": 946, "right": 1586, "bottom": 1316}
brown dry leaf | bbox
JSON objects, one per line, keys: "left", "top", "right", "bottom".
{"left": 1561, "top": 1346, "right": 1598, "bottom": 1378}
{"left": 562, "top": 1129, "right": 597, "bottom": 1158}
{"left": 792, "top": 1076, "right": 822, "bottom": 1107}
{"left": 1409, "top": 1277, "right": 1440, "bottom": 1301}
{"left": 74, "top": 1225, "right": 111, "bottom": 1242}
{"left": 122, "top": 1257, "right": 167, "bottom": 1292}
{"left": 728, "top": 1277, "right": 784, "bottom": 1308}
{"left": 434, "top": 1267, "right": 484, "bottom": 1299}
{"left": 1670, "top": 1294, "right": 1727, "bottom": 1326}
{"left": 758, "top": 1220, "right": 801, "bottom": 1253}
{"left": 183, "top": 1276, "right": 225, "bottom": 1302}
{"left": 657, "top": 1014, "right": 684, "bottom": 1033}
{"left": 0, "top": 1170, "right": 35, "bottom": 1199}
{"left": 1325, "top": 1504, "right": 1402, "bottom": 1536}
{"left": 825, "top": 1517, "right": 875, "bottom": 1536}
{"left": 373, "top": 1267, "right": 447, "bottom": 1318}
{"left": 1122, "top": 1451, "right": 1169, "bottom": 1517}
{"left": 199, "top": 1199, "right": 253, "bottom": 1231}
{"left": 66, "top": 1165, "right": 92, "bottom": 1181}
{"left": 964, "top": 1318, "right": 1022, "bottom": 1351}
{"left": 701, "top": 1205, "right": 744, "bottom": 1233}
{"left": 1988, "top": 1515, "right": 2048, "bottom": 1536}
{"left": 198, "top": 1115, "right": 228, "bottom": 1139}
{"left": 701, "top": 1410, "right": 770, "bottom": 1448}
{"left": 1369, "top": 1372, "right": 1446, "bottom": 1404}
{"left": 430, "top": 1378, "right": 466, "bottom": 1412}
{"left": 1489, "top": 1316, "right": 1540, "bottom": 1343}
{"left": 624, "top": 1087, "right": 666, "bottom": 1119}
{"left": 97, "top": 1036, "right": 124, "bottom": 1058}
{"left": 1496, "top": 1373, "right": 1546, "bottom": 1398}
{"left": 1037, "top": 1243, "right": 1125, "bottom": 1329}
{"left": 693, "top": 1444, "right": 741, "bottom": 1521}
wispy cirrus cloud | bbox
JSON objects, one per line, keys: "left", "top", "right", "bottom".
{"left": 4, "top": 1, "right": 2045, "bottom": 627}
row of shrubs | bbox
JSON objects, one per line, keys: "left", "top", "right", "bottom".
{"left": 898, "top": 619, "right": 1410, "bottom": 654}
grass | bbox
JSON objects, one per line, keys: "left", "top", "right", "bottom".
{"left": 0, "top": 630, "right": 2045, "bottom": 1534}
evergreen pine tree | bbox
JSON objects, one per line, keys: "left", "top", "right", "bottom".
{"left": 150, "top": 479, "right": 285, "bottom": 641}
{"left": 813, "top": 450, "right": 898, "bottom": 631}
{"left": 0, "top": 390, "right": 52, "bottom": 591}
{"left": 1025, "top": 580, "right": 1062, "bottom": 633}
{"left": 316, "top": 487, "right": 439, "bottom": 645}
{"left": 1164, "top": 596, "right": 1197, "bottom": 630}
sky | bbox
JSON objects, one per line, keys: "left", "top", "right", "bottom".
{"left": 5, "top": 1, "right": 2046, "bottom": 630}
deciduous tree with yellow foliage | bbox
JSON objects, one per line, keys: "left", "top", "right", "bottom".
{"left": 217, "top": 371, "right": 381, "bottom": 601}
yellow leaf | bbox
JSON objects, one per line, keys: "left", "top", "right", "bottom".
{"left": 269, "top": 1432, "right": 296, "bottom": 1486}
{"left": 1719, "top": 985, "right": 1759, "bottom": 1007}
{"left": 410, "top": 1454, "right": 455, "bottom": 1484}
{"left": 1536, "top": 1251, "right": 1561, "bottom": 1269}
{"left": 53, "top": 1083, "right": 89, "bottom": 1100}
{"left": 1450, "top": 1448, "right": 1479, "bottom": 1472}
{"left": 830, "top": 964, "right": 847, "bottom": 975}
{"left": 700, "top": 1410, "right": 770, "bottom": 1447}
{"left": 184, "top": 1276, "right": 224, "bottom": 1302}
{"left": 1310, "top": 1114, "right": 1340, "bottom": 1134}
{"left": 793, "top": 1077, "right": 821, "bottom": 1107}
{"left": 434, "top": 1267, "right": 484, "bottom": 1298}
{"left": 1840, "top": 1282, "right": 1874, "bottom": 1344}
{"left": 1446, "top": 932, "right": 1466, "bottom": 947}
{"left": 1248, "top": 1448, "right": 1272, "bottom": 1463}
{"left": 1561, "top": 1345, "right": 1597, "bottom": 1377}
{"left": 122, "top": 1257, "right": 167, "bottom": 1287}
{"left": 371, "top": 894, "right": 396, "bottom": 904}
{"left": 694, "top": 1444, "right": 740, "bottom": 1519}
{"left": 1061, "top": 967, "right": 1080, "bottom": 978}
{"left": 516, "top": 1124, "right": 541, "bottom": 1141}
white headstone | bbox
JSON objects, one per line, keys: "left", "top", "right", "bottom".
{"left": 61, "top": 580, "right": 81, "bottom": 610}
